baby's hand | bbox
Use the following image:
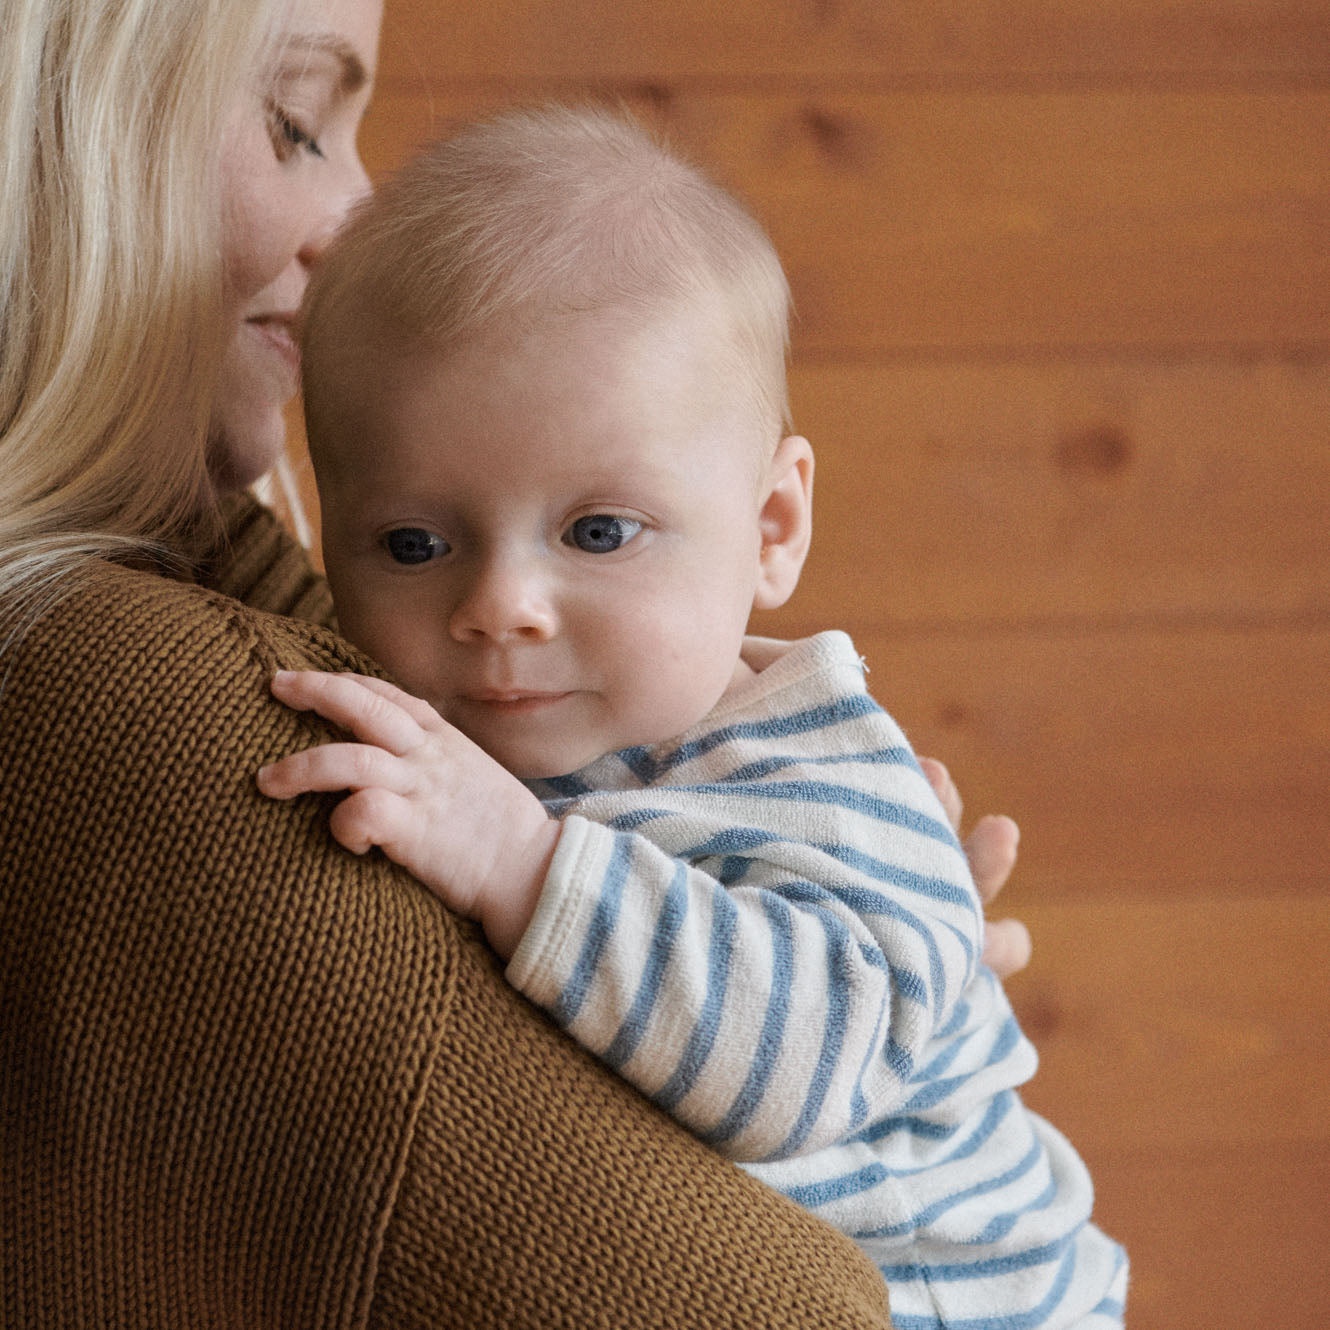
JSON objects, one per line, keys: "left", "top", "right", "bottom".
{"left": 257, "top": 671, "right": 558, "bottom": 959}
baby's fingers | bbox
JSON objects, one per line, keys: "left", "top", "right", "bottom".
{"left": 328, "top": 787, "right": 413, "bottom": 857}
{"left": 269, "top": 670, "right": 424, "bottom": 755}
{"left": 332, "top": 673, "right": 447, "bottom": 733}
{"left": 257, "top": 742, "right": 405, "bottom": 800}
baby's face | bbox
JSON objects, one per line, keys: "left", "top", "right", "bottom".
{"left": 317, "top": 305, "right": 776, "bottom": 778}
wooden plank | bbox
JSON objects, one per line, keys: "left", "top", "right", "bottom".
{"left": 1001, "top": 897, "right": 1330, "bottom": 1323}
{"left": 791, "top": 625, "right": 1330, "bottom": 898}
{"left": 1080, "top": 1142, "right": 1330, "bottom": 1326}
{"left": 360, "top": 89, "right": 1330, "bottom": 353}
{"left": 377, "top": 0, "right": 1330, "bottom": 84}
{"left": 782, "top": 358, "right": 1330, "bottom": 626}
{"left": 1003, "top": 896, "right": 1330, "bottom": 1153}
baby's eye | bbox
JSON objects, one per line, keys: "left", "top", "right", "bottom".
{"left": 564, "top": 514, "right": 642, "bottom": 554}
{"left": 382, "top": 528, "right": 449, "bottom": 565}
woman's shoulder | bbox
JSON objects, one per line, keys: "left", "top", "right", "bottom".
{"left": 0, "top": 556, "right": 468, "bottom": 1324}
{"left": 0, "top": 555, "right": 380, "bottom": 864}
{"left": 17, "top": 553, "right": 361, "bottom": 695}
{"left": 0, "top": 554, "right": 388, "bottom": 879}
{"left": 0, "top": 562, "right": 895, "bottom": 1330}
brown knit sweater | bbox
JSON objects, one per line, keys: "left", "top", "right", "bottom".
{"left": 0, "top": 499, "right": 892, "bottom": 1328}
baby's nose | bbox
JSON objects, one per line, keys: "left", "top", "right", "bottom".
{"left": 448, "top": 558, "right": 557, "bottom": 644}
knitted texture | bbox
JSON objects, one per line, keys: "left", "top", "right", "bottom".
{"left": 197, "top": 492, "right": 336, "bottom": 627}
{"left": 0, "top": 509, "right": 892, "bottom": 1328}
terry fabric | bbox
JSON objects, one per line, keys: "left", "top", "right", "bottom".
{"left": 0, "top": 500, "right": 893, "bottom": 1329}
{"left": 515, "top": 631, "right": 1128, "bottom": 1329}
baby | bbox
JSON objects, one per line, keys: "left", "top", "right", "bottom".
{"left": 259, "top": 106, "right": 1127, "bottom": 1328}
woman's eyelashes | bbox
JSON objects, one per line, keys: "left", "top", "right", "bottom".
{"left": 267, "top": 102, "right": 324, "bottom": 160}
{"left": 382, "top": 527, "right": 449, "bottom": 565}
{"left": 564, "top": 514, "right": 643, "bottom": 553}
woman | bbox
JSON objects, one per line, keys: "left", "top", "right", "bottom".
{"left": 0, "top": 1, "right": 1026, "bottom": 1325}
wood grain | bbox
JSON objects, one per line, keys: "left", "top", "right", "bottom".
{"left": 785, "top": 358, "right": 1330, "bottom": 626}
{"left": 377, "top": 0, "right": 1330, "bottom": 83}
{"left": 1004, "top": 899, "right": 1330, "bottom": 1327}
{"left": 360, "top": 88, "right": 1330, "bottom": 354}
{"left": 803, "top": 624, "right": 1330, "bottom": 899}
{"left": 1079, "top": 1142, "right": 1330, "bottom": 1327}
{"left": 1006, "top": 897, "right": 1330, "bottom": 1151}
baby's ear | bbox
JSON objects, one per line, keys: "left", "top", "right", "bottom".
{"left": 753, "top": 435, "right": 815, "bottom": 611}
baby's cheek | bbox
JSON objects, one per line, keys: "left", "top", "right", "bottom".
{"left": 619, "top": 621, "right": 739, "bottom": 739}
{"left": 337, "top": 604, "right": 427, "bottom": 686}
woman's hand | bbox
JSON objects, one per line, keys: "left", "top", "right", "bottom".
{"left": 919, "top": 757, "right": 1032, "bottom": 981}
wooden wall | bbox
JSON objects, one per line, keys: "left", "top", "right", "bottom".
{"left": 285, "top": 4, "right": 1330, "bottom": 1324}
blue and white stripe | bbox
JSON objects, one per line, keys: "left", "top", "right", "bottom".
{"left": 510, "top": 631, "right": 1126, "bottom": 1327}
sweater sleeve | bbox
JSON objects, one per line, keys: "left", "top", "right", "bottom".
{"left": 367, "top": 910, "right": 897, "bottom": 1330}
{"left": 508, "top": 649, "right": 984, "bottom": 1164}
{"left": 0, "top": 565, "right": 893, "bottom": 1330}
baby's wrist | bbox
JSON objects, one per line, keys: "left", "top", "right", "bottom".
{"left": 481, "top": 816, "right": 561, "bottom": 961}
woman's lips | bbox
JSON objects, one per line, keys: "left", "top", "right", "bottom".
{"left": 247, "top": 315, "right": 301, "bottom": 372}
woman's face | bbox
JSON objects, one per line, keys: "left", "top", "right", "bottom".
{"left": 211, "top": 0, "right": 382, "bottom": 490}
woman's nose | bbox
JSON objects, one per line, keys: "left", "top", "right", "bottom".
{"left": 448, "top": 558, "right": 558, "bottom": 645}
{"left": 299, "top": 154, "right": 372, "bottom": 268}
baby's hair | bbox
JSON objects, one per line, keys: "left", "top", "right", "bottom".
{"left": 303, "top": 103, "right": 793, "bottom": 446}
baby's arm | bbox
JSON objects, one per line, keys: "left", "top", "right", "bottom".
{"left": 256, "top": 671, "right": 555, "bottom": 959}
{"left": 258, "top": 668, "right": 982, "bottom": 1164}
{"left": 512, "top": 757, "right": 984, "bottom": 1163}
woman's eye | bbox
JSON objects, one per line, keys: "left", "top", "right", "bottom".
{"left": 382, "top": 528, "right": 449, "bottom": 565}
{"left": 565, "top": 514, "right": 643, "bottom": 554}
{"left": 267, "top": 103, "right": 324, "bottom": 160}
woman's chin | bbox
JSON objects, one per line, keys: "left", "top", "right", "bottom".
{"left": 206, "top": 415, "right": 288, "bottom": 493}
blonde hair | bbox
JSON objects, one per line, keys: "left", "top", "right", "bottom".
{"left": 0, "top": 0, "right": 287, "bottom": 642}
{"left": 303, "top": 104, "right": 793, "bottom": 451}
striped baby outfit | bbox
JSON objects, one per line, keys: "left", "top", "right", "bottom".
{"left": 511, "top": 631, "right": 1127, "bottom": 1328}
